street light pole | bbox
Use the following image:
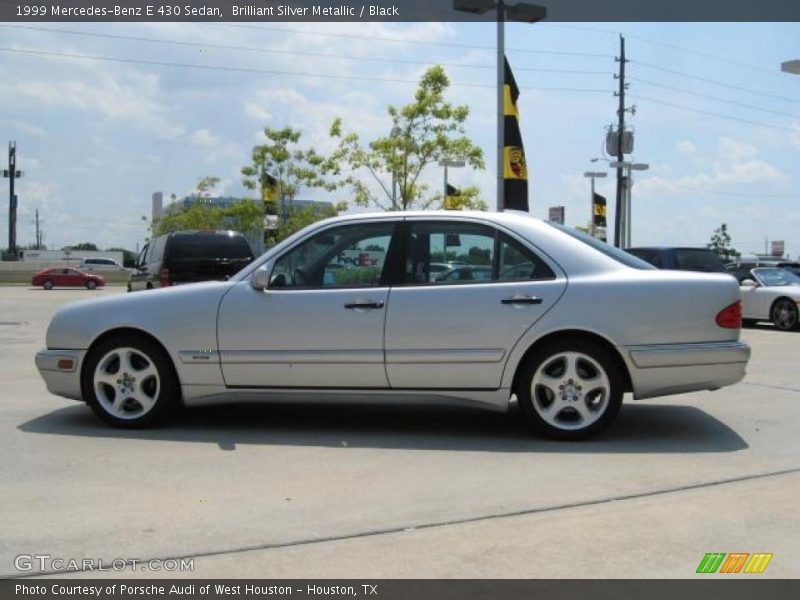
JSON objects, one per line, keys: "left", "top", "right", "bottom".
{"left": 497, "top": 0, "right": 505, "bottom": 212}
{"left": 610, "top": 161, "right": 648, "bottom": 247}
{"left": 583, "top": 170, "right": 607, "bottom": 238}
{"left": 454, "top": 1, "right": 546, "bottom": 212}
{"left": 439, "top": 158, "right": 466, "bottom": 207}
{"left": 390, "top": 126, "right": 401, "bottom": 210}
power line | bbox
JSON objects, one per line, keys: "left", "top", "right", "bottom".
{"left": 633, "top": 60, "right": 800, "bottom": 105}
{"left": 630, "top": 94, "right": 798, "bottom": 133}
{"left": 630, "top": 77, "right": 800, "bottom": 119}
{"left": 543, "top": 22, "right": 791, "bottom": 79}
{"left": 0, "top": 46, "right": 611, "bottom": 93}
{"left": 0, "top": 24, "right": 613, "bottom": 76}
{"left": 221, "top": 23, "right": 614, "bottom": 58}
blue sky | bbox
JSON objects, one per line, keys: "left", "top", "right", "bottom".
{"left": 0, "top": 21, "right": 798, "bottom": 257}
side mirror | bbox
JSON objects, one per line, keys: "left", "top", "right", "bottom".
{"left": 741, "top": 279, "right": 758, "bottom": 288}
{"left": 251, "top": 264, "right": 271, "bottom": 291}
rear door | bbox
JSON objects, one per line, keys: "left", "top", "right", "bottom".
{"left": 384, "top": 218, "right": 566, "bottom": 390}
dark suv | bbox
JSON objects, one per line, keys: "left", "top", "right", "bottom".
{"left": 129, "top": 230, "right": 255, "bottom": 291}
{"left": 625, "top": 247, "right": 728, "bottom": 273}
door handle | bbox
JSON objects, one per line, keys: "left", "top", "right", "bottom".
{"left": 344, "top": 300, "right": 385, "bottom": 310}
{"left": 501, "top": 295, "right": 543, "bottom": 305}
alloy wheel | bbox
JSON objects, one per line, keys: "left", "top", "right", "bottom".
{"left": 531, "top": 351, "right": 611, "bottom": 431}
{"left": 93, "top": 347, "right": 161, "bottom": 419}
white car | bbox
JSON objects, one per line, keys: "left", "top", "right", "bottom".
{"left": 79, "top": 257, "right": 130, "bottom": 273}
{"left": 739, "top": 267, "right": 800, "bottom": 331}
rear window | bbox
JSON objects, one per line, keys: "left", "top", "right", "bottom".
{"left": 547, "top": 223, "right": 655, "bottom": 270}
{"left": 626, "top": 248, "right": 663, "bottom": 268}
{"left": 673, "top": 249, "right": 727, "bottom": 273}
{"left": 167, "top": 233, "right": 254, "bottom": 261}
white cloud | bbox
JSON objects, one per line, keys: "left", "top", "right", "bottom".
{"left": 675, "top": 140, "right": 696, "bottom": 155}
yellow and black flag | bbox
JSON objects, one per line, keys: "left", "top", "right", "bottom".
{"left": 592, "top": 193, "right": 607, "bottom": 228}
{"left": 444, "top": 183, "right": 462, "bottom": 210}
{"left": 503, "top": 57, "right": 528, "bottom": 211}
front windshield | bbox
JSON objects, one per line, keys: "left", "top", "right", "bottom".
{"left": 753, "top": 268, "right": 800, "bottom": 287}
{"left": 546, "top": 222, "right": 656, "bottom": 270}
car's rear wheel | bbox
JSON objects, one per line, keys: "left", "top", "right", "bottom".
{"left": 771, "top": 298, "right": 799, "bottom": 331}
{"left": 82, "top": 334, "right": 178, "bottom": 427}
{"left": 517, "top": 339, "right": 623, "bottom": 440}
{"left": 42, "top": 280, "right": 53, "bottom": 290}
{"left": 86, "top": 280, "right": 97, "bottom": 290}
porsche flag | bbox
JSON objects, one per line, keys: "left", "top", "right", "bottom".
{"left": 444, "top": 184, "right": 462, "bottom": 210}
{"left": 503, "top": 57, "right": 528, "bottom": 211}
{"left": 592, "top": 193, "right": 607, "bottom": 227}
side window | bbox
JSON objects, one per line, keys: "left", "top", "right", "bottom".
{"left": 137, "top": 244, "right": 149, "bottom": 267}
{"left": 151, "top": 236, "right": 167, "bottom": 262}
{"left": 498, "top": 233, "right": 555, "bottom": 281}
{"left": 405, "top": 222, "right": 495, "bottom": 284}
{"left": 271, "top": 222, "right": 396, "bottom": 289}
{"left": 404, "top": 222, "right": 556, "bottom": 285}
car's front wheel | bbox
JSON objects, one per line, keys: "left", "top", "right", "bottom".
{"left": 86, "top": 280, "right": 97, "bottom": 290}
{"left": 771, "top": 298, "right": 799, "bottom": 331}
{"left": 517, "top": 339, "right": 623, "bottom": 440}
{"left": 42, "top": 280, "right": 53, "bottom": 290}
{"left": 82, "top": 334, "right": 178, "bottom": 427}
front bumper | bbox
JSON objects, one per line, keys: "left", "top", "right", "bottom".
{"left": 624, "top": 340, "right": 750, "bottom": 400}
{"left": 35, "top": 349, "right": 86, "bottom": 401}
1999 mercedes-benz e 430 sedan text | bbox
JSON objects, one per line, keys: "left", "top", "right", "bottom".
{"left": 36, "top": 212, "right": 750, "bottom": 439}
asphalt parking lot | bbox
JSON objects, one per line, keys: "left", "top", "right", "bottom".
{"left": 1, "top": 285, "right": 799, "bottom": 579}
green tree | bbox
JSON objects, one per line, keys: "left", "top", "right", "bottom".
{"left": 270, "top": 202, "right": 347, "bottom": 247}
{"left": 62, "top": 242, "right": 98, "bottom": 251}
{"left": 241, "top": 126, "right": 340, "bottom": 217}
{"left": 707, "top": 223, "right": 741, "bottom": 262}
{"left": 105, "top": 247, "right": 137, "bottom": 268}
{"left": 329, "top": 66, "right": 485, "bottom": 211}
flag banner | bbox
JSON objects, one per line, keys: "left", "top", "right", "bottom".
{"left": 593, "top": 192, "right": 607, "bottom": 227}
{"left": 503, "top": 56, "right": 528, "bottom": 212}
{"left": 445, "top": 184, "right": 462, "bottom": 210}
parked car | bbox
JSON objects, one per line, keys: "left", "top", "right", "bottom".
{"left": 31, "top": 268, "right": 105, "bottom": 290}
{"left": 727, "top": 258, "right": 800, "bottom": 281}
{"left": 735, "top": 267, "right": 800, "bottom": 331}
{"left": 626, "top": 247, "right": 728, "bottom": 273}
{"left": 79, "top": 257, "right": 130, "bottom": 273}
{"left": 128, "top": 230, "right": 255, "bottom": 292}
{"left": 36, "top": 211, "right": 749, "bottom": 439}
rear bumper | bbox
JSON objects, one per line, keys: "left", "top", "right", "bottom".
{"left": 624, "top": 340, "right": 750, "bottom": 400}
{"left": 35, "top": 349, "right": 86, "bottom": 401}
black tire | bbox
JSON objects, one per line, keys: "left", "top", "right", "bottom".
{"left": 126, "top": 284, "right": 132, "bottom": 293}
{"left": 771, "top": 298, "right": 799, "bottom": 332}
{"left": 81, "top": 334, "right": 179, "bottom": 428}
{"left": 86, "top": 280, "right": 97, "bottom": 290}
{"left": 43, "top": 280, "right": 53, "bottom": 290}
{"left": 516, "top": 338, "right": 623, "bottom": 440}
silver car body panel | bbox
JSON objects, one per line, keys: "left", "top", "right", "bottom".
{"left": 36, "top": 210, "right": 749, "bottom": 412}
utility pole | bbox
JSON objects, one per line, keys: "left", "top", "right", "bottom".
{"left": 3, "top": 141, "right": 23, "bottom": 259}
{"left": 613, "top": 36, "right": 628, "bottom": 248}
{"left": 34, "top": 209, "right": 42, "bottom": 249}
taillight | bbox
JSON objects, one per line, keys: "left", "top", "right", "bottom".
{"left": 716, "top": 301, "right": 742, "bottom": 329}
{"left": 159, "top": 268, "right": 171, "bottom": 287}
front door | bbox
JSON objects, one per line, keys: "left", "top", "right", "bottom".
{"left": 384, "top": 219, "right": 567, "bottom": 390}
{"left": 217, "top": 220, "right": 400, "bottom": 388}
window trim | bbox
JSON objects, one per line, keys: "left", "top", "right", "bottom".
{"left": 393, "top": 219, "right": 557, "bottom": 288}
{"left": 266, "top": 220, "right": 403, "bottom": 292}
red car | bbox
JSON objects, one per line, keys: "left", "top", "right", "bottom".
{"left": 31, "top": 267, "right": 106, "bottom": 290}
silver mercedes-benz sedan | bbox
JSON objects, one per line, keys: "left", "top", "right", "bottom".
{"left": 35, "top": 211, "right": 750, "bottom": 439}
